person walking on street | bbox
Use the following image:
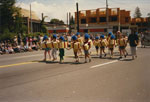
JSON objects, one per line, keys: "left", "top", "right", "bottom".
{"left": 128, "top": 32, "right": 139, "bottom": 60}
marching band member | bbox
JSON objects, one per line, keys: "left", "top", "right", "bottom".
{"left": 99, "top": 35, "right": 107, "bottom": 58}
{"left": 42, "top": 35, "right": 51, "bottom": 61}
{"left": 93, "top": 36, "right": 100, "bottom": 55}
{"left": 83, "top": 34, "right": 92, "bottom": 63}
{"left": 58, "top": 36, "right": 67, "bottom": 63}
{"left": 118, "top": 35, "right": 127, "bottom": 59}
{"left": 108, "top": 35, "right": 116, "bottom": 58}
{"left": 51, "top": 34, "right": 59, "bottom": 61}
{"left": 71, "top": 35, "right": 81, "bottom": 62}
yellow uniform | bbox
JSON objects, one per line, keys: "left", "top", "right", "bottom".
{"left": 99, "top": 39, "right": 108, "bottom": 47}
{"left": 71, "top": 42, "right": 81, "bottom": 51}
{"left": 51, "top": 40, "right": 59, "bottom": 48}
{"left": 93, "top": 40, "right": 99, "bottom": 47}
{"left": 109, "top": 39, "right": 116, "bottom": 48}
{"left": 118, "top": 38, "right": 126, "bottom": 46}
{"left": 77, "top": 37, "right": 83, "bottom": 45}
{"left": 58, "top": 42, "right": 68, "bottom": 49}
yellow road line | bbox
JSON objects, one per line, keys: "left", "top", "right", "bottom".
{"left": 0, "top": 62, "right": 38, "bottom": 68}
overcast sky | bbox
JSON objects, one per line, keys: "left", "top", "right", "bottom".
{"left": 16, "top": 0, "right": 150, "bottom": 23}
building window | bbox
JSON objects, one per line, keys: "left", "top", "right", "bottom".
{"left": 136, "top": 23, "right": 141, "bottom": 26}
{"left": 90, "top": 17, "right": 97, "bottom": 23}
{"left": 99, "top": 17, "right": 106, "bottom": 22}
{"left": 125, "top": 17, "right": 130, "bottom": 23}
{"left": 110, "top": 16, "right": 118, "bottom": 22}
{"left": 142, "top": 22, "right": 148, "bottom": 26}
{"left": 81, "top": 19, "right": 86, "bottom": 24}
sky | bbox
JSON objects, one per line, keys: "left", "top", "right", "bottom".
{"left": 16, "top": 0, "right": 150, "bottom": 23}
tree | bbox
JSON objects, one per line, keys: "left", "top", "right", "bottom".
{"left": 40, "top": 14, "right": 48, "bottom": 33}
{"left": 0, "top": 0, "right": 16, "bottom": 33}
{"left": 0, "top": 0, "right": 27, "bottom": 39}
{"left": 50, "top": 18, "right": 64, "bottom": 24}
{"left": 134, "top": 7, "right": 142, "bottom": 18}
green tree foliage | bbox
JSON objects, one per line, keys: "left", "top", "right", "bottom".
{"left": 0, "top": 0, "right": 27, "bottom": 40}
{"left": 0, "top": 0, "right": 16, "bottom": 33}
{"left": 40, "top": 15, "right": 48, "bottom": 33}
{"left": 50, "top": 18, "right": 64, "bottom": 24}
{"left": 134, "top": 7, "right": 142, "bottom": 18}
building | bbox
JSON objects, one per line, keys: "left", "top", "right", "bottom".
{"left": 131, "top": 17, "right": 150, "bottom": 33}
{"left": 75, "top": 8, "right": 131, "bottom": 34}
{"left": 47, "top": 24, "right": 69, "bottom": 34}
{"left": 21, "top": 9, "right": 42, "bottom": 34}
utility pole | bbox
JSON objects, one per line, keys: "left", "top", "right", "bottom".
{"left": 67, "top": 12, "right": 69, "bottom": 26}
{"left": 76, "top": 2, "right": 79, "bottom": 32}
{"left": 30, "top": 4, "right": 33, "bottom": 34}
{"left": 69, "top": 12, "right": 71, "bottom": 34}
{"left": 106, "top": 0, "right": 109, "bottom": 34}
{"left": 118, "top": 10, "right": 121, "bottom": 31}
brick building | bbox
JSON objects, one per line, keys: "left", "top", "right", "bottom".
{"left": 131, "top": 17, "right": 150, "bottom": 33}
{"left": 75, "top": 8, "right": 131, "bottom": 34}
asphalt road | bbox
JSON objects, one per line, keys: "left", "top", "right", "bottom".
{"left": 0, "top": 47, "right": 150, "bottom": 102}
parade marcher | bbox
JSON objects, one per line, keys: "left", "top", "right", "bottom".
{"left": 99, "top": 35, "right": 107, "bottom": 58}
{"left": 117, "top": 35, "right": 127, "bottom": 59}
{"left": 93, "top": 36, "right": 100, "bottom": 55}
{"left": 123, "top": 35, "right": 129, "bottom": 56}
{"left": 83, "top": 34, "right": 92, "bottom": 63}
{"left": 70, "top": 35, "right": 81, "bottom": 62}
{"left": 58, "top": 36, "right": 66, "bottom": 63}
{"left": 108, "top": 35, "right": 116, "bottom": 58}
{"left": 107, "top": 32, "right": 113, "bottom": 54}
{"left": 42, "top": 35, "right": 51, "bottom": 61}
{"left": 51, "top": 34, "right": 59, "bottom": 61}
{"left": 107, "top": 32, "right": 113, "bottom": 42}
{"left": 76, "top": 32, "right": 83, "bottom": 55}
{"left": 128, "top": 31, "right": 139, "bottom": 60}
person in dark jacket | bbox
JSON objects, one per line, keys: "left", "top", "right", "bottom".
{"left": 128, "top": 32, "right": 139, "bottom": 60}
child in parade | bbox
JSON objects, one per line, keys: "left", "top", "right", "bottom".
{"left": 58, "top": 36, "right": 66, "bottom": 63}
{"left": 76, "top": 32, "right": 83, "bottom": 55}
{"left": 108, "top": 35, "right": 116, "bottom": 58}
{"left": 42, "top": 35, "right": 51, "bottom": 61}
{"left": 93, "top": 36, "right": 100, "bottom": 55}
{"left": 118, "top": 35, "right": 127, "bottom": 58}
{"left": 71, "top": 35, "right": 81, "bottom": 62}
{"left": 83, "top": 34, "right": 92, "bottom": 63}
{"left": 107, "top": 32, "right": 113, "bottom": 54}
{"left": 51, "top": 34, "right": 59, "bottom": 61}
{"left": 107, "top": 32, "right": 113, "bottom": 42}
{"left": 99, "top": 35, "right": 107, "bottom": 58}
{"left": 123, "top": 35, "right": 129, "bottom": 56}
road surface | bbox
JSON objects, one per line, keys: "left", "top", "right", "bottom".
{"left": 0, "top": 47, "right": 149, "bottom": 102}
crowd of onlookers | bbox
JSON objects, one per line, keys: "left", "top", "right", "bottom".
{"left": 0, "top": 35, "right": 42, "bottom": 55}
